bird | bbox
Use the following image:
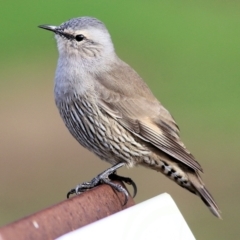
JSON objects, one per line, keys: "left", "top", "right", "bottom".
{"left": 39, "top": 16, "right": 221, "bottom": 218}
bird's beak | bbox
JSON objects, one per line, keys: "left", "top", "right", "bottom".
{"left": 38, "top": 24, "right": 74, "bottom": 40}
{"left": 38, "top": 25, "right": 58, "bottom": 33}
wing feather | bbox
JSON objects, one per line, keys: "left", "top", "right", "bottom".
{"left": 93, "top": 59, "right": 203, "bottom": 172}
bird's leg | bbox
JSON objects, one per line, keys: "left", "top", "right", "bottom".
{"left": 67, "top": 162, "right": 137, "bottom": 205}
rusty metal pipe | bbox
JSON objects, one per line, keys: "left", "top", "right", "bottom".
{"left": 0, "top": 182, "right": 135, "bottom": 240}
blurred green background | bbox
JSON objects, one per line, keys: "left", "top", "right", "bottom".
{"left": 1, "top": 1, "right": 240, "bottom": 239}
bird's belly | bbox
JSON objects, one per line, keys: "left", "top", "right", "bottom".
{"left": 56, "top": 98, "right": 151, "bottom": 165}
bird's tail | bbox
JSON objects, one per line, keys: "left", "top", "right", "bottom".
{"left": 187, "top": 172, "right": 221, "bottom": 219}
{"left": 141, "top": 159, "right": 221, "bottom": 218}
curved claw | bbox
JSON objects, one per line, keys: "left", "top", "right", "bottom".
{"left": 109, "top": 174, "right": 137, "bottom": 198}
{"left": 121, "top": 187, "right": 129, "bottom": 206}
{"left": 67, "top": 188, "right": 76, "bottom": 198}
{"left": 103, "top": 179, "right": 129, "bottom": 205}
{"left": 122, "top": 177, "right": 137, "bottom": 198}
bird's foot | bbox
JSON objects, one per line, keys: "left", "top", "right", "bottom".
{"left": 109, "top": 173, "right": 137, "bottom": 198}
{"left": 67, "top": 162, "right": 137, "bottom": 205}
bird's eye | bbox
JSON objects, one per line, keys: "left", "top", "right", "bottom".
{"left": 75, "top": 34, "right": 85, "bottom": 42}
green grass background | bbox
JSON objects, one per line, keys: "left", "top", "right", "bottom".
{"left": 1, "top": 1, "right": 240, "bottom": 239}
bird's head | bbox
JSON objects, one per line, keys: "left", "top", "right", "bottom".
{"left": 39, "top": 17, "right": 115, "bottom": 61}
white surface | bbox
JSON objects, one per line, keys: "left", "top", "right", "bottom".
{"left": 57, "top": 193, "right": 195, "bottom": 240}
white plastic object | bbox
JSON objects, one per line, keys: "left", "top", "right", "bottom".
{"left": 57, "top": 193, "right": 195, "bottom": 240}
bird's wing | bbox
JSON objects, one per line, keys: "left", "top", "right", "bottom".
{"left": 94, "top": 60, "right": 203, "bottom": 172}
